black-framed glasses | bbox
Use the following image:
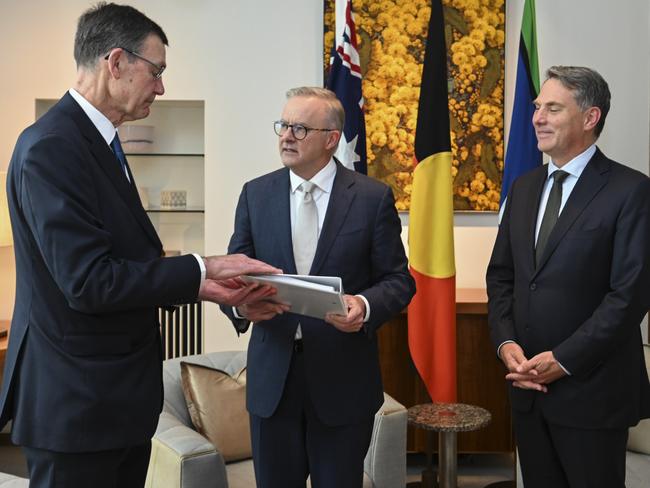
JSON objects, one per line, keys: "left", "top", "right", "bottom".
{"left": 273, "top": 121, "right": 336, "bottom": 140}
{"left": 104, "top": 47, "right": 166, "bottom": 80}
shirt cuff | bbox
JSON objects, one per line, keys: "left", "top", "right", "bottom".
{"left": 556, "top": 360, "right": 571, "bottom": 375}
{"left": 497, "top": 340, "right": 515, "bottom": 359}
{"left": 232, "top": 306, "right": 244, "bottom": 319}
{"left": 192, "top": 253, "right": 206, "bottom": 281}
{"left": 355, "top": 294, "right": 371, "bottom": 322}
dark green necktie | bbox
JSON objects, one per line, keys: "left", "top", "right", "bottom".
{"left": 536, "top": 170, "right": 569, "bottom": 267}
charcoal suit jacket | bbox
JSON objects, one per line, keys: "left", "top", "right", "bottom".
{"left": 222, "top": 161, "right": 415, "bottom": 426}
{"left": 487, "top": 148, "right": 650, "bottom": 429}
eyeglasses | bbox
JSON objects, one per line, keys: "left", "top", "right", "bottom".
{"left": 104, "top": 47, "right": 166, "bottom": 80}
{"left": 273, "top": 121, "right": 336, "bottom": 140}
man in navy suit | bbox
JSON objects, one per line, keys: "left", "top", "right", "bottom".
{"left": 487, "top": 66, "right": 650, "bottom": 488}
{"left": 221, "top": 87, "right": 415, "bottom": 487}
{"left": 0, "top": 4, "right": 279, "bottom": 487}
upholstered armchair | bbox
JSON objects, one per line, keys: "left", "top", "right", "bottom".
{"left": 145, "top": 351, "right": 407, "bottom": 488}
{"left": 0, "top": 473, "right": 28, "bottom": 488}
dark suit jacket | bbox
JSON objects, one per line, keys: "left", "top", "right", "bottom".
{"left": 487, "top": 148, "right": 650, "bottom": 429}
{"left": 0, "top": 93, "right": 201, "bottom": 452}
{"left": 222, "top": 162, "right": 415, "bottom": 426}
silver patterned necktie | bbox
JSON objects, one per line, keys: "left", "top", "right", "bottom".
{"left": 292, "top": 181, "right": 319, "bottom": 275}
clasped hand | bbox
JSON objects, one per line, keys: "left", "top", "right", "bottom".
{"left": 500, "top": 343, "right": 566, "bottom": 392}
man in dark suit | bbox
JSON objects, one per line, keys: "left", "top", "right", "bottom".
{"left": 221, "top": 87, "right": 415, "bottom": 487}
{"left": 0, "top": 4, "right": 279, "bottom": 487}
{"left": 487, "top": 66, "right": 650, "bottom": 488}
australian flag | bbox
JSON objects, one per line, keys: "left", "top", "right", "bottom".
{"left": 326, "top": 0, "right": 367, "bottom": 174}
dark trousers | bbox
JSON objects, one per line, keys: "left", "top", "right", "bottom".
{"left": 23, "top": 442, "right": 151, "bottom": 488}
{"left": 513, "top": 403, "right": 628, "bottom": 488}
{"left": 250, "top": 346, "right": 374, "bottom": 488}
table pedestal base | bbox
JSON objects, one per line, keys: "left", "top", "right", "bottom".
{"left": 407, "top": 430, "right": 460, "bottom": 488}
{"left": 406, "top": 430, "right": 438, "bottom": 487}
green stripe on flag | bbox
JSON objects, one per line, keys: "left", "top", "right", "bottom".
{"left": 522, "top": 0, "right": 540, "bottom": 94}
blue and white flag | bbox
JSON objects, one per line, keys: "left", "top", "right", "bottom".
{"left": 500, "top": 0, "right": 542, "bottom": 209}
{"left": 326, "top": 0, "right": 367, "bottom": 174}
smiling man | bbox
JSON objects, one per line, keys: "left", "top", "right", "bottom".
{"left": 0, "top": 3, "right": 280, "bottom": 487}
{"left": 487, "top": 66, "right": 650, "bottom": 488}
{"left": 221, "top": 87, "right": 415, "bottom": 487}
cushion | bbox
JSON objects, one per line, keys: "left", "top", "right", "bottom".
{"left": 180, "top": 361, "right": 252, "bottom": 462}
{"left": 627, "top": 344, "right": 650, "bottom": 454}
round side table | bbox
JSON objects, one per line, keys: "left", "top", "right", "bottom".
{"left": 408, "top": 402, "right": 491, "bottom": 488}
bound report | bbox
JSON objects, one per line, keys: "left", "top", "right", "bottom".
{"left": 241, "top": 274, "right": 347, "bottom": 319}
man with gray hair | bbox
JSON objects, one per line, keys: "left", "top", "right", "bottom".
{"left": 487, "top": 66, "right": 650, "bottom": 487}
{"left": 0, "top": 3, "right": 279, "bottom": 487}
{"left": 221, "top": 87, "right": 415, "bottom": 487}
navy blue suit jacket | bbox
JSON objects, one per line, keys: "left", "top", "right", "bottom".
{"left": 487, "top": 148, "right": 650, "bottom": 429}
{"left": 0, "top": 93, "right": 201, "bottom": 452}
{"left": 222, "top": 163, "right": 415, "bottom": 426}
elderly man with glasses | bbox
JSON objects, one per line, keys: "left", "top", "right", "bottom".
{"left": 221, "top": 86, "right": 415, "bottom": 488}
{"left": 0, "top": 4, "right": 279, "bottom": 487}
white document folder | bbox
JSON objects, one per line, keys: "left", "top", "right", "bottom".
{"left": 241, "top": 274, "right": 347, "bottom": 319}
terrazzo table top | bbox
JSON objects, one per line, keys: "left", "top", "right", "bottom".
{"left": 408, "top": 402, "right": 492, "bottom": 432}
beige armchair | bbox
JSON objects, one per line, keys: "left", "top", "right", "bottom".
{"left": 145, "top": 351, "right": 407, "bottom": 488}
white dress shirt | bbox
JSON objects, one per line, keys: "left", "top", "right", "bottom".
{"left": 534, "top": 144, "right": 596, "bottom": 243}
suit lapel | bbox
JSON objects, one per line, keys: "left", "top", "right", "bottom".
{"left": 310, "top": 163, "right": 355, "bottom": 275}
{"left": 63, "top": 94, "right": 162, "bottom": 251}
{"left": 533, "top": 150, "right": 610, "bottom": 274}
{"left": 273, "top": 170, "right": 297, "bottom": 273}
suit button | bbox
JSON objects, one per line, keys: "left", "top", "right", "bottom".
{"left": 530, "top": 283, "right": 537, "bottom": 291}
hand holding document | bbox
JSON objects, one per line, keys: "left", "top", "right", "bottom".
{"left": 241, "top": 274, "right": 346, "bottom": 319}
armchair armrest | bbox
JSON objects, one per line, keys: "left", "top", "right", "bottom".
{"left": 364, "top": 393, "right": 407, "bottom": 488}
{"left": 145, "top": 411, "right": 229, "bottom": 488}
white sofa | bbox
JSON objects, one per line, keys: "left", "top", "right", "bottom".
{"left": 0, "top": 473, "right": 27, "bottom": 487}
{"left": 145, "top": 351, "right": 407, "bottom": 488}
{"left": 625, "top": 344, "right": 650, "bottom": 487}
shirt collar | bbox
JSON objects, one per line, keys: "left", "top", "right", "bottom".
{"left": 547, "top": 144, "right": 597, "bottom": 180}
{"left": 289, "top": 158, "right": 337, "bottom": 194}
{"left": 68, "top": 88, "right": 117, "bottom": 146}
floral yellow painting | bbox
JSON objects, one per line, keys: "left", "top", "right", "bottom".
{"left": 324, "top": 0, "right": 505, "bottom": 211}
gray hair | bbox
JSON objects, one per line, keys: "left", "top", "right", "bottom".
{"left": 286, "top": 87, "right": 345, "bottom": 131}
{"left": 546, "top": 66, "right": 610, "bottom": 137}
{"left": 74, "top": 2, "right": 168, "bottom": 69}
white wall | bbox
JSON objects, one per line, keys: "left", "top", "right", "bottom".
{"left": 0, "top": 0, "right": 648, "bottom": 348}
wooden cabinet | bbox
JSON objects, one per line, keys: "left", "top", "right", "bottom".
{"left": 377, "top": 288, "right": 514, "bottom": 454}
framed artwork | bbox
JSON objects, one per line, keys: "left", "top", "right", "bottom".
{"left": 324, "top": 0, "right": 505, "bottom": 211}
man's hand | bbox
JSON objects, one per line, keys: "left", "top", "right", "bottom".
{"left": 325, "top": 295, "right": 366, "bottom": 333}
{"left": 198, "top": 279, "right": 276, "bottom": 307}
{"left": 203, "top": 254, "right": 282, "bottom": 280}
{"left": 237, "top": 299, "right": 291, "bottom": 322}
{"left": 507, "top": 350, "right": 566, "bottom": 387}
{"left": 499, "top": 342, "right": 547, "bottom": 392}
